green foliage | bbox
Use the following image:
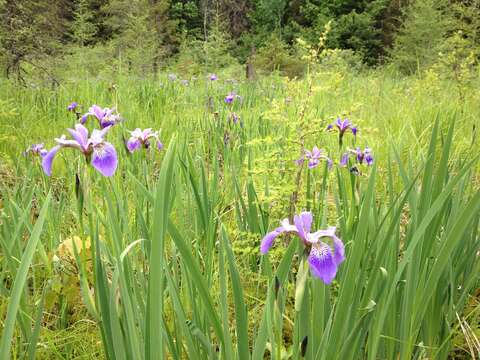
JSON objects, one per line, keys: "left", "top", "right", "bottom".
{"left": 254, "top": 34, "right": 307, "bottom": 77}
{"left": 390, "top": 0, "right": 448, "bottom": 74}
{"left": 0, "top": 0, "right": 67, "bottom": 83}
{"left": 175, "top": 21, "right": 239, "bottom": 74}
{"left": 71, "top": 0, "right": 98, "bottom": 46}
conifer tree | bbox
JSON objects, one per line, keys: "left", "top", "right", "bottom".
{"left": 71, "top": 0, "right": 98, "bottom": 46}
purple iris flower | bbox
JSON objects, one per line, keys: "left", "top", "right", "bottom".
{"left": 340, "top": 152, "right": 350, "bottom": 167}
{"left": 261, "top": 212, "right": 345, "bottom": 284}
{"left": 296, "top": 146, "right": 332, "bottom": 169}
{"left": 81, "top": 105, "right": 122, "bottom": 129}
{"left": 230, "top": 112, "right": 239, "bottom": 124}
{"left": 327, "top": 118, "right": 357, "bottom": 145}
{"left": 225, "top": 93, "right": 235, "bottom": 104}
{"left": 42, "top": 124, "right": 118, "bottom": 177}
{"left": 24, "top": 143, "right": 47, "bottom": 157}
{"left": 224, "top": 92, "right": 242, "bottom": 104}
{"left": 340, "top": 147, "right": 374, "bottom": 167}
{"left": 67, "top": 102, "right": 78, "bottom": 112}
{"left": 209, "top": 74, "right": 218, "bottom": 81}
{"left": 356, "top": 146, "right": 373, "bottom": 165}
{"left": 126, "top": 128, "right": 163, "bottom": 153}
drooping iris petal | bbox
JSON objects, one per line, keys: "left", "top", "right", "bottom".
{"left": 42, "top": 145, "right": 62, "bottom": 176}
{"left": 91, "top": 142, "right": 118, "bottom": 176}
{"left": 127, "top": 137, "right": 141, "bottom": 152}
{"left": 308, "top": 158, "right": 319, "bottom": 169}
{"left": 355, "top": 147, "right": 362, "bottom": 162}
{"left": 308, "top": 243, "right": 338, "bottom": 284}
{"left": 100, "top": 119, "right": 115, "bottom": 128}
{"left": 366, "top": 154, "right": 374, "bottom": 166}
{"left": 260, "top": 226, "right": 286, "bottom": 254}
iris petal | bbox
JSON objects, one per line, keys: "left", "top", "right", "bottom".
{"left": 260, "top": 226, "right": 286, "bottom": 254}
{"left": 91, "top": 105, "right": 105, "bottom": 120}
{"left": 294, "top": 215, "right": 306, "bottom": 239}
{"left": 75, "top": 124, "right": 89, "bottom": 145}
{"left": 308, "top": 243, "right": 337, "bottom": 284}
{"left": 42, "top": 145, "right": 62, "bottom": 176}
{"left": 293, "top": 211, "right": 313, "bottom": 240}
{"left": 91, "top": 142, "right": 118, "bottom": 176}
{"left": 340, "top": 152, "right": 350, "bottom": 167}
{"left": 127, "top": 138, "right": 141, "bottom": 153}
{"left": 67, "top": 129, "right": 87, "bottom": 149}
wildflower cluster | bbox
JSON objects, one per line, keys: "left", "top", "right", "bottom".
{"left": 28, "top": 102, "right": 163, "bottom": 177}
{"left": 263, "top": 110, "right": 374, "bottom": 284}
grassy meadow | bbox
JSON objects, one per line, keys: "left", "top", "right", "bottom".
{"left": 0, "top": 68, "right": 479, "bottom": 359}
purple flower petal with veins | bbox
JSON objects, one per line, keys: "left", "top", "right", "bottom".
{"left": 42, "top": 145, "right": 61, "bottom": 176}
{"left": 127, "top": 138, "right": 141, "bottom": 152}
{"left": 91, "top": 142, "right": 118, "bottom": 176}
{"left": 308, "top": 244, "right": 337, "bottom": 284}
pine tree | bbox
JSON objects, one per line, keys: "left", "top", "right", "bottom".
{"left": 102, "top": 0, "right": 176, "bottom": 75}
{"left": 71, "top": 0, "right": 98, "bottom": 46}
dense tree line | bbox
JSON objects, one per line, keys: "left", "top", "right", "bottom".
{"left": 0, "top": 0, "right": 479, "bottom": 81}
